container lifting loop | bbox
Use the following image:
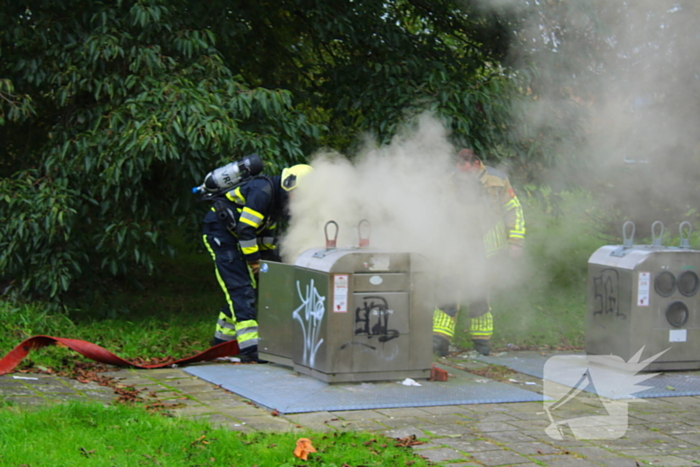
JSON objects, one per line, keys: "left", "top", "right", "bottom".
{"left": 358, "top": 219, "right": 371, "bottom": 248}
{"left": 612, "top": 221, "right": 635, "bottom": 257}
{"left": 651, "top": 221, "right": 664, "bottom": 247}
{"left": 622, "top": 221, "right": 635, "bottom": 247}
{"left": 680, "top": 221, "right": 693, "bottom": 248}
{"left": 324, "top": 220, "right": 339, "bottom": 249}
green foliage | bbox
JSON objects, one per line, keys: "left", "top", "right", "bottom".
{"left": 0, "top": 0, "right": 320, "bottom": 304}
{"left": 0, "top": 402, "right": 432, "bottom": 466}
{"left": 1, "top": 0, "right": 603, "bottom": 307}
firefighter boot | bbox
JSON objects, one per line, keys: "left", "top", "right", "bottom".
{"left": 432, "top": 305, "right": 458, "bottom": 357}
{"left": 472, "top": 339, "right": 490, "bottom": 356}
{"left": 433, "top": 334, "right": 450, "bottom": 357}
{"left": 238, "top": 346, "right": 268, "bottom": 364}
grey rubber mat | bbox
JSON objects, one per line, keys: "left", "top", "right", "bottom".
{"left": 184, "top": 363, "right": 545, "bottom": 414}
{"left": 474, "top": 352, "right": 700, "bottom": 399}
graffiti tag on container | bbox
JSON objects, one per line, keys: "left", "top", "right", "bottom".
{"left": 592, "top": 268, "right": 625, "bottom": 320}
{"left": 354, "top": 295, "right": 400, "bottom": 342}
{"left": 292, "top": 278, "right": 326, "bottom": 367}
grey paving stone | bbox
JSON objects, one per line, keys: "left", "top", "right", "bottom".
{"left": 0, "top": 387, "right": 36, "bottom": 396}
{"left": 431, "top": 437, "right": 501, "bottom": 452}
{"left": 637, "top": 454, "right": 699, "bottom": 466}
{"left": 323, "top": 418, "right": 388, "bottom": 432}
{"left": 3, "top": 395, "right": 51, "bottom": 405}
{"left": 676, "top": 433, "right": 700, "bottom": 446}
{"left": 569, "top": 445, "right": 618, "bottom": 458}
{"left": 483, "top": 430, "right": 538, "bottom": 443}
{"left": 420, "top": 405, "right": 477, "bottom": 417}
{"left": 467, "top": 449, "right": 532, "bottom": 466}
{"left": 475, "top": 412, "right": 521, "bottom": 423}
{"left": 375, "top": 407, "right": 437, "bottom": 418}
{"left": 415, "top": 447, "right": 468, "bottom": 463}
{"left": 473, "top": 421, "right": 521, "bottom": 432}
{"left": 417, "top": 424, "right": 476, "bottom": 437}
{"left": 507, "top": 418, "right": 552, "bottom": 430}
{"left": 596, "top": 457, "right": 645, "bottom": 467}
{"left": 424, "top": 414, "right": 475, "bottom": 424}
{"left": 540, "top": 457, "right": 602, "bottom": 467}
{"left": 381, "top": 426, "right": 426, "bottom": 439}
{"left": 505, "top": 441, "right": 562, "bottom": 455}
{"left": 378, "top": 416, "right": 437, "bottom": 429}
{"left": 330, "top": 410, "right": 389, "bottom": 420}
{"left": 285, "top": 411, "right": 338, "bottom": 425}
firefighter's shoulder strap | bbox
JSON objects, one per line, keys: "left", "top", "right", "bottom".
{"left": 210, "top": 175, "right": 274, "bottom": 234}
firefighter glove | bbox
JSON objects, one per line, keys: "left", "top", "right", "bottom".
{"left": 248, "top": 260, "right": 261, "bottom": 274}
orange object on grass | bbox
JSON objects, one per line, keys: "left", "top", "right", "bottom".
{"left": 293, "top": 438, "right": 317, "bottom": 460}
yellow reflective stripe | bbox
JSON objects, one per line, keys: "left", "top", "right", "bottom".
{"left": 484, "top": 222, "right": 508, "bottom": 255}
{"left": 203, "top": 234, "right": 236, "bottom": 319}
{"left": 469, "top": 312, "right": 493, "bottom": 339}
{"left": 225, "top": 187, "right": 245, "bottom": 205}
{"left": 503, "top": 198, "right": 519, "bottom": 210}
{"left": 235, "top": 320, "right": 259, "bottom": 348}
{"left": 240, "top": 238, "right": 259, "bottom": 255}
{"left": 240, "top": 207, "right": 263, "bottom": 228}
{"left": 215, "top": 311, "right": 237, "bottom": 340}
{"left": 432, "top": 308, "right": 456, "bottom": 338}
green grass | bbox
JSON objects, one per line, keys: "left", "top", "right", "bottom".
{"left": 0, "top": 240, "right": 219, "bottom": 372}
{"left": 0, "top": 402, "right": 431, "bottom": 467}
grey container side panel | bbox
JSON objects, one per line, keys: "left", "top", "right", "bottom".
{"left": 257, "top": 261, "right": 298, "bottom": 363}
{"left": 408, "top": 264, "right": 435, "bottom": 372}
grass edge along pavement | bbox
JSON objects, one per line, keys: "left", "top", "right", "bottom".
{"left": 0, "top": 398, "right": 431, "bottom": 467}
{"left": 4, "top": 360, "right": 700, "bottom": 467}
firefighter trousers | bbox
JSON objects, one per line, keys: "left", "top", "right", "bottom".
{"left": 432, "top": 299, "right": 494, "bottom": 343}
{"left": 202, "top": 220, "right": 259, "bottom": 355}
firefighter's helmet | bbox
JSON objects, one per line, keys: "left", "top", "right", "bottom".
{"left": 281, "top": 164, "right": 314, "bottom": 192}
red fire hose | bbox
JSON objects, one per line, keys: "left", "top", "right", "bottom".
{"left": 0, "top": 335, "right": 239, "bottom": 375}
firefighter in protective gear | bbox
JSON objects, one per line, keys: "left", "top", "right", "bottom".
{"left": 433, "top": 148, "right": 525, "bottom": 356}
{"left": 202, "top": 163, "right": 314, "bottom": 362}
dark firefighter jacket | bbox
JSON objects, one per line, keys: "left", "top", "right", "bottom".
{"left": 204, "top": 175, "right": 287, "bottom": 263}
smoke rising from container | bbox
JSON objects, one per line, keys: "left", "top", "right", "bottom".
{"left": 281, "top": 113, "right": 497, "bottom": 307}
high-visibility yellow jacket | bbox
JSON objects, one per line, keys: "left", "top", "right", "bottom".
{"left": 475, "top": 165, "right": 526, "bottom": 256}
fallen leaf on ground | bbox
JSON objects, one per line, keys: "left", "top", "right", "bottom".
{"left": 293, "top": 438, "right": 317, "bottom": 460}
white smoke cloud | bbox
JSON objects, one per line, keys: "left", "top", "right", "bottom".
{"left": 281, "top": 113, "right": 495, "bottom": 305}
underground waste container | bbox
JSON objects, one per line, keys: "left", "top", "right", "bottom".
{"left": 257, "top": 221, "right": 434, "bottom": 383}
{"left": 587, "top": 221, "right": 700, "bottom": 371}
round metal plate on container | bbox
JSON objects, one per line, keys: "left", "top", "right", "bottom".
{"left": 654, "top": 271, "right": 676, "bottom": 297}
{"left": 677, "top": 271, "right": 700, "bottom": 297}
{"left": 665, "top": 301, "right": 689, "bottom": 328}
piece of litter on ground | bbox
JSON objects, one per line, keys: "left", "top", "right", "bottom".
{"left": 508, "top": 379, "right": 522, "bottom": 384}
{"left": 666, "top": 385, "right": 676, "bottom": 391}
{"left": 525, "top": 381, "right": 537, "bottom": 385}
{"left": 400, "top": 378, "right": 422, "bottom": 387}
{"left": 12, "top": 376, "right": 39, "bottom": 380}
{"left": 475, "top": 379, "right": 489, "bottom": 383}
{"left": 215, "top": 357, "right": 241, "bottom": 363}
